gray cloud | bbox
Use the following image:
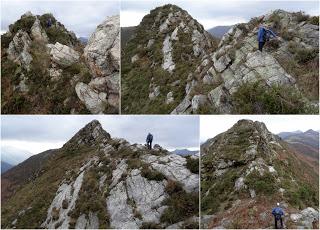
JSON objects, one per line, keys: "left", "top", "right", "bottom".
{"left": 1, "top": 115, "right": 199, "bottom": 150}
{"left": 121, "top": 0, "right": 319, "bottom": 28}
{"left": 1, "top": 0, "right": 119, "bottom": 37}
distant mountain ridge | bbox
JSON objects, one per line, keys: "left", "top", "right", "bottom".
{"left": 1, "top": 161, "right": 13, "bottom": 174}
{"left": 171, "top": 149, "right": 198, "bottom": 156}
{"left": 207, "top": 25, "right": 232, "bottom": 38}
{"left": 278, "top": 129, "right": 319, "bottom": 161}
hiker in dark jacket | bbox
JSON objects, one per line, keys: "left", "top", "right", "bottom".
{"left": 47, "top": 18, "right": 52, "bottom": 28}
{"left": 257, "top": 25, "right": 277, "bottom": 51}
{"left": 146, "top": 133, "right": 153, "bottom": 150}
{"left": 272, "top": 203, "right": 284, "bottom": 229}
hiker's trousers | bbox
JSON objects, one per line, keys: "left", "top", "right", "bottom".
{"left": 259, "top": 41, "right": 265, "bottom": 51}
{"left": 274, "top": 217, "right": 283, "bottom": 229}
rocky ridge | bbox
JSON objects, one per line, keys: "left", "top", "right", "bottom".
{"left": 174, "top": 10, "right": 319, "bottom": 114}
{"left": 201, "top": 119, "right": 319, "bottom": 229}
{"left": 1, "top": 120, "right": 199, "bottom": 229}
{"left": 1, "top": 12, "right": 119, "bottom": 114}
{"left": 121, "top": 4, "right": 217, "bottom": 114}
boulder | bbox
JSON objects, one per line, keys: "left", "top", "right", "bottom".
{"left": 171, "top": 97, "right": 192, "bottom": 114}
{"left": 47, "top": 42, "right": 80, "bottom": 67}
{"left": 162, "top": 34, "right": 175, "bottom": 73}
{"left": 149, "top": 86, "right": 160, "bottom": 100}
{"left": 84, "top": 15, "right": 120, "bottom": 77}
{"left": 207, "top": 86, "right": 232, "bottom": 113}
{"left": 75, "top": 82, "right": 107, "bottom": 114}
{"left": 31, "top": 17, "right": 48, "bottom": 42}
{"left": 191, "top": 94, "right": 208, "bottom": 113}
{"left": 166, "top": 91, "right": 174, "bottom": 104}
{"left": 7, "top": 30, "right": 33, "bottom": 70}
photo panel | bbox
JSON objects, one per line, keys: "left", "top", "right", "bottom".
{"left": 200, "top": 115, "right": 319, "bottom": 229}
{"left": 1, "top": 0, "right": 120, "bottom": 114}
{"left": 121, "top": 0, "right": 319, "bottom": 115}
{"left": 1, "top": 115, "right": 200, "bottom": 228}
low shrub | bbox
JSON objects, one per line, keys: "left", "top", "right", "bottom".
{"left": 269, "top": 13, "right": 281, "bottom": 30}
{"left": 245, "top": 171, "right": 277, "bottom": 195}
{"left": 295, "top": 48, "right": 318, "bottom": 64}
{"left": 141, "top": 166, "right": 166, "bottom": 181}
{"left": 293, "top": 11, "right": 310, "bottom": 23}
{"left": 160, "top": 191, "right": 198, "bottom": 224}
{"left": 186, "top": 156, "right": 199, "bottom": 174}
{"left": 140, "top": 222, "right": 162, "bottom": 229}
{"left": 308, "top": 16, "right": 319, "bottom": 25}
{"left": 232, "top": 81, "right": 309, "bottom": 114}
{"left": 9, "top": 15, "right": 35, "bottom": 35}
{"left": 165, "top": 179, "right": 183, "bottom": 195}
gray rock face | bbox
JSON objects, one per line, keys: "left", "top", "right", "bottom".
{"left": 75, "top": 82, "right": 107, "bottom": 114}
{"left": 166, "top": 91, "right": 174, "bottom": 104}
{"left": 107, "top": 181, "right": 139, "bottom": 229}
{"left": 191, "top": 94, "right": 208, "bottom": 113}
{"left": 42, "top": 158, "right": 96, "bottom": 229}
{"left": 126, "top": 169, "right": 168, "bottom": 223}
{"left": 171, "top": 97, "right": 192, "bottom": 114}
{"left": 141, "top": 154, "right": 199, "bottom": 193}
{"left": 149, "top": 86, "right": 160, "bottom": 100}
{"left": 162, "top": 34, "right": 175, "bottom": 73}
{"left": 84, "top": 15, "right": 120, "bottom": 77}
{"left": 75, "top": 212, "right": 99, "bottom": 229}
{"left": 290, "top": 207, "right": 319, "bottom": 229}
{"left": 31, "top": 17, "right": 48, "bottom": 42}
{"left": 7, "top": 30, "right": 33, "bottom": 70}
{"left": 47, "top": 42, "right": 80, "bottom": 67}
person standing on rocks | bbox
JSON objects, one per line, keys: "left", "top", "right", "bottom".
{"left": 272, "top": 203, "right": 284, "bottom": 229}
{"left": 47, "top": 18, "right": 52, "bottom": 28}
{"left": 146, "top": 133, "right": 153, "bottom": 150}
{"left": 257, "top": 25, "right": 277, "bottom": 51}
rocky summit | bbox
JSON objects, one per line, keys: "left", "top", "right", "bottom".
{"left": 121, "top": 4, "right": 218, "bottom": 114}
{"left": 201, "top": 119, "right": 319, "bottom": 229}
{"left": 1, "top": 12, "right": 119, "bottom": 114}
{"left": 1, "top": 120, "right": 199, "bottom": 229}
{"left": 122, "top": 6, "right": 319, "bottom": 114}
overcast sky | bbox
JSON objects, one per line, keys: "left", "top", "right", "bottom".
{"left": 200, "top": 115, "right": 320, "bottom": 142}
{"left": 1, "top": 115, "right": 199, "bottom": 163}
{"left": 1, "top": 0, "right": 119, "bottom": 37}
{"left": 121, "top": 0, "right": 319, "bottom": 29}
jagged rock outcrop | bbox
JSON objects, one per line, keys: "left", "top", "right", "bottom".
{"left": 31, "top": 17, "right": 48, "bottom": 42}
{"left": 7, "top": 30, "right": 33, "bottom": 70}
{"left": 1, "top": 11, "right": 119, "bottom": 114}
{"left": 2, "top": 120, "right": 199, "bottom": 229}
{"left": 201, "top": 119, "right": 319, "bottom": 229}
{"left": 176, "top": 9, "right": 319, "bottom": 114}
{"left": 122, "top": 4, "right": 217, "bottom": 114}
{"left": 76, "top": 15, "right": 120, "bottom": 114}
{"left": 84, "top": 15, "right": 120, "bottom": 77}
{"left": 47, "top": 42, "right": 80, "bottom": 67}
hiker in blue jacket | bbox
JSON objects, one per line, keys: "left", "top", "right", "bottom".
{"left": 47, "top": 18, "right": 52, "bottom": 28}
{"left": 272, "top": 203, "right": 284, "bottom": 229}
{"left": 146, "top": 133, "right": 153, "bottom": 150}
{"left": 257, "top": 25, "right": 277, "bottom": 51}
